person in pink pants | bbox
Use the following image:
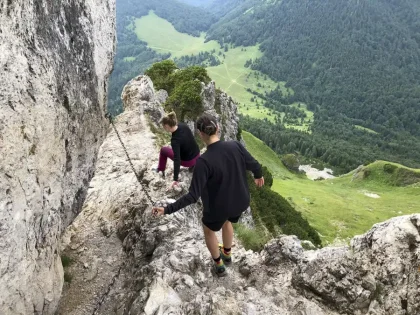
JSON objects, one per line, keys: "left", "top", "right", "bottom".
{"left": 156, "top": 112, "right": 200, "bottom": 189}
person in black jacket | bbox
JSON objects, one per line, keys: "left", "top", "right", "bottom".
{"left": 155, "top": 112, "right": 201, "bottom": 190}
{"left": 153, "top": 114, "right": 264, "bottom": 276}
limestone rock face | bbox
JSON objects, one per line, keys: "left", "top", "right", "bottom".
{"left": 293, "top": 215, "right": 420, "bottom": 315}
{"left": 0, "top": 1, "right": 115, "bottom": 314}
{"left": 122, "top": 75, "right": 167, "bottom": 124}
{"left": 200, "top": 80, "right": 239, "bottom": 141}
{"left": 57, "top": 77, "right": 420, "bottom": 315}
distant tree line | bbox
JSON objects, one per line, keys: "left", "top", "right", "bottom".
{"left": 241, "top": 115, "right": 420, "bottom": 174}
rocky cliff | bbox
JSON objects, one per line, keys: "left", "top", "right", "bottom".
{"left": 57, "top": 77, "right": 419, "bottom": 315}
{"left": 0, "top": 1, "right": 115, "bottom": 314}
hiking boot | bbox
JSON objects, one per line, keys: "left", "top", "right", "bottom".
{"left": 151, "top": 167, "right": 165, "bottom": 178}
{"left": 214, "top": 260, "right": 227, "bottom": 277}
{"left": 219, "top": 248, "right": 232, "bottom": 266}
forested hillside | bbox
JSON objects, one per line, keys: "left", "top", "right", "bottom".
{"left": 178, "top": 0, "right": 212, "bottom": 7}
{"left": 205, "top": 0, "right": 420, "bottom": 172}
{"left": 109, "top": 0, "right": 420, "bottom": 172}
{"left": 208, "top": 0, "right": 420, "bottom": 136}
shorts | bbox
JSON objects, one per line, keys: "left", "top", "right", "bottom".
{"left": 202, "top": 215, "right": 241, "bottom": 232}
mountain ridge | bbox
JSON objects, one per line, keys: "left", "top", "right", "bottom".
{"left": 58, "top": 75, "right": 420, "bottom": 314}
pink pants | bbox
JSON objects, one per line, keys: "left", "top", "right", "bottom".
{"left": 158, "top": 147, "right": 200, "bottom": 172}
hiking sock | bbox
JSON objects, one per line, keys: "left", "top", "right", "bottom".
{"left": 213, "top": 256, "right": 226, "bottom": 276}
{"left": 220, "top": 247, "right": 232, "bottom": 265}
{"left": 223, "top": 247, "right": 231, "bottom": 256}
{"left": 213, "top": 256, "right": 223, "bottom": 265}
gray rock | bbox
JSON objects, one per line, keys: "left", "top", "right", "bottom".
{"left": 301, "top": 240, "right": 317, "bottom": 250}
{"left": 155, "top": 89, "right": 169, "bottom": 105}
{"left": 0, "top": 0, "right": 115, "bottom": 313}
{"left": 144, "top": 278, "right": 182, "bottom": 315}
{"left": 293, "top": 215, "right": 420, "bottom": 314}
{"left": 122, "top": 75, "right": 166, "bottom": 124}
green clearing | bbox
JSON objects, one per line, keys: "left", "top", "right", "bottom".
{"left": 134, "top": 11, "right": 294, "bottom": 123}
{"left": 134, "top": 11, "right": 220, "bottom": 58}
{"left": 124, "top": 57, "right": 136, "bottom": 62}
{"left": 243, "top": 131, "right": 420, "bottom": 245}
{"left": 283, "top": 103, "right": 314, "bottom": 132}
{"left": 355, "top": 125, "right": 379, "bottom": 134}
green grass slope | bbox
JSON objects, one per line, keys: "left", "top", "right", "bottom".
{"left": 344, "top": 161, "right": 420, "bottom": 187}
{"left": 244, "top": 131, "right": 420, "bottom": 245}
{"left": 242, "top": 131, "right": 291, "bottom": 179}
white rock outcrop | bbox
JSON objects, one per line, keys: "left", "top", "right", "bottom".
{"left": 58, "top": 77, "right": 420, "bottom": 314}
{"left": 0, "top": 1, "right": 115, "bottom": 314}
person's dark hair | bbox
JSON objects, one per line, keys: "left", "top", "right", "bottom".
{"left": 196, "top": 114, "right": 218, "bottom": 136}
{"left": 161, "top": 112, "right": 177, "bottom": 127}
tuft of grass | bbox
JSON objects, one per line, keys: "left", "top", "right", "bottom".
{"left": 147, "top": 116, "right": 171, "bottom": 148}
{"left": 233, "top": 223, "right": 272, "bottom": 252}
{"left": 64, "top": 272, "right": 73, "bottom": 283}
{"left": 214, "top": 89, "right": 222, "bottom": 115}
{"left": 61, "top": 255, "right": 73, "bottom": 268}
{"left": 29, "top": 144, "right": 36, "bottom": 155}
{"left": 373, "top": 282, "right": 384, "bottom": 304}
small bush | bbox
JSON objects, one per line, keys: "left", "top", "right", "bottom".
{"left": 363, "top": 168, "right": 371, "bottom": 178}
{"left": 312, "top": 161, "right": 325, "bottom": 171}
{"left": 383, "top": 163, "right": 397, "bottom": 174}
{"left": 236, "top": 126, "right": 242, "bottom": 141}
{"left": 395, "top": 167, "right": 420, "bottom": 186}
{"left": 145, "top": 61, "right": 211, "bottom": 122}
{"left": 247, "top": 166, "right": 322, "bottom": 246}
{"left": 166, "top": 80, "right": 203, "bottom": 121}
{"left": 145, "top": 60, "right": 177, "bottom": 93}
{"left": 281, "top": 154, "right": 300, "bottom": 171}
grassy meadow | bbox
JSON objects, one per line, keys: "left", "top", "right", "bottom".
{"left": 243, "top": 131, "right": 420, "bottom": 245}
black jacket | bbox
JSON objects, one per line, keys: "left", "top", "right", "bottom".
{"left": 171, "top": 123, "right": 200, "bottom": 181}
{"left": 165, "top": 140, "right": 262, "bottom": 220}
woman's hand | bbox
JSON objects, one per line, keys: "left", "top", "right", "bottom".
{"left": 168, "top": 181, "right": 179, "bottom": 191}
{"left": 254, "top": 177, "right": 265, "bottom": 188}
{"left": 152, "top": 207, "right": 165, "bottom": 217}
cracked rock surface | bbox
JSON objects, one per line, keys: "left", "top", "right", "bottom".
{"left": 0, "top": 1, "right": 115, "bottom": 314}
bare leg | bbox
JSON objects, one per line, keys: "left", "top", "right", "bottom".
{"left": 203, "top": 225, "right": 220, "bottom": 259}
{"left": 222, "top": 221, "right": 234, "bottom": 249}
